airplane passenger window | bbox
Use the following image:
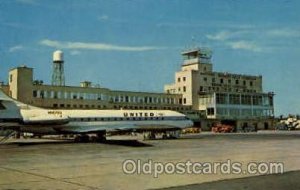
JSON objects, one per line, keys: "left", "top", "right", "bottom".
{"left": 0, "top": 101, "right": 6, "bottom": 110}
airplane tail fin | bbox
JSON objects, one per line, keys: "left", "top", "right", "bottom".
{"left": 0, "top": 89, "right": 22, "bottom": 119}
{"left": 0, "top": 88, "right": 42, "bottom": 110}
{"left": 0, "top": 89, "right": 14, "bottom": 102}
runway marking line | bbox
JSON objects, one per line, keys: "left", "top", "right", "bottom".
{"left": 0, "top": 166, "right": 102, "bottom": 190}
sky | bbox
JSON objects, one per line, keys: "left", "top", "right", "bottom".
{"left": 0, "top": 0, "right": 300, "bottom": 116}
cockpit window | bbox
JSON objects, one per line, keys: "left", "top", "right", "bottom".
{"left": 0, "top": 101, "right": 6, "bottom": 110}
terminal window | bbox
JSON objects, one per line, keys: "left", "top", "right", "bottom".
{"left": 33, "top": 90, "right": 37, "bottom": 98}
{"left": 207, "top": 108, "right": 215, "bottom": 115}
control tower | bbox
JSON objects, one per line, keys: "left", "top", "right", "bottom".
{"left": 51, "top": 50, "right": 65, "bottom": 86}
{"left": 182, "top": 47, "right": 212, "bottom": 65}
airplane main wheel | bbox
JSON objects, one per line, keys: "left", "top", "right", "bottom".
{"left": 164, "top": 131, "right": 181, "bottom": 139}
{"left": 162, "top": 133, "right": 168, "bottom": 139}
{"left": 143, "top": 132, "right": 156, "bottom": 140}
{"left": 96, "top": 132, "right": 106, "bottom": 142}
{"left": 74, "top": 135, "right": 89, "bottom": 143}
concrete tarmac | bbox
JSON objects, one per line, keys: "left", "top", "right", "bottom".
{"left": 0, "top": 131, "right": 300, "bottom": 190}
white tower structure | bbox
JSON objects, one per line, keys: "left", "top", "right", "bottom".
{"left": 51, "top": 50, "right": 65, "bottom": 86}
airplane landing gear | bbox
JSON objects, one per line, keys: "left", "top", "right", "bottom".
{"left": 95, "top": 132, "right": 106, "bottom": 142}
{"left": 74, "top": 134, "right": 89, "bottom": 143}
{"left": 75, "top": 132, "right": 106, "bottom": 143}
{"left": 162, "top": 131, "right": 181, "bottom": 139}
{"left": 143, "top": 132, "right": 156, "bottom": 140}
{"left": 143, "top": 130, "right": 181, "bottom": 140}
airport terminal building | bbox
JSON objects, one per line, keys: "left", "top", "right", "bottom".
{"left": 0, "top": 48, "right": 275, "bottom": 130}
{"left": 165, "top": 48, "right": 274, "bottom": 130}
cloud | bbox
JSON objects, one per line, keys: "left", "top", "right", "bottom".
{"left": 9, "top": 45, "right": 24, "bottom": 53}
{"left": 70, "top": 50, "right": 81, "bottom": 55}
{"left": 157, "top": 22, "right": 255, "bottom": 30}
{"left": 206, "top": 31, "right": 232, "bottom": 41}
{"left": 226, "top": 41, "right": 262, "bottom": 52}
{"left": 267, "top": 29, "right": 300, "bottom": 38}
{"left": 98, "top": 15, "right": 109, "bottom": 21}
{"left": 206, "top": 30, "right": 264, "bottom": 52}
{"left": 39, "top": 39, "right": 164, "bottom": 52}
{"left": 15, "top": 0, "right": 37, "bottom": 5}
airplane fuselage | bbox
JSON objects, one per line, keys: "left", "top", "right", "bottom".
{"left": 0, "top": 89, "right": 194, "bottom": 136}
{"left": 18, "top": 109, "right": 193, "bottom": 134}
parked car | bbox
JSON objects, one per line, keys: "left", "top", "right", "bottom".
{"left": 212, "top": 124, "right": 234, "bottom": 133}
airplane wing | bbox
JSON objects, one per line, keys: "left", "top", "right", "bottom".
{"left": 54, "top": 123, "right": 181, "bottom": 134}
{"left": 22, "top": 115, "right": 70, "bottom": 125}
{"left": 0, "top": 122, "right": 21, "bottom": 130}
{"left": 0, "top": 115, "right": 69, "bottom": 132}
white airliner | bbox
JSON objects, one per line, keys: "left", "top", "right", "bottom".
{"left": 0, "top": 89, "right": 193, "bottom": 142}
